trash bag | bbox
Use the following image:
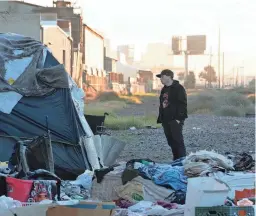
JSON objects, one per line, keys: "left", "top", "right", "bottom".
{"left": 234, "top": 153, "right": 255, "bottom": 171}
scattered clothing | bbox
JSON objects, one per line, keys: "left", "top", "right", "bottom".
{"left": 184, "top": 162, "right": 226, "bottom": 177}
{"left": 114, "top": 198, "right": 134, "bottom": 209}
{"left": 28, "top": 180, "right": 57, "bottom": 202}
{"left": 61, "top": 181, "right": 90, "bottom": 200}
{"left": 115, "top": 181, "right": 144, "bottom": 203}
{"left": 164, "top": 190, "right": 186, "bottom": 205}
{"left": 126, "top": 159, "right": 155, "bottom": 169}
{"left": 128, "top": 200, "right": 184, "bottom": 216}
{"left": 184, "top": 150, "right": 234, "bottom": 170}
{"left": 0, "top": 168, "right": 11, "bottom": 175}
{"left": 138, "top": 164, "right": 187, "bottom": 192}
{"left": 130, "top": 176, "right": 174, "bottom": 203}
{"left": 183, "top": 150, "right": 234, "bottom": 177}
{"left": 233, "top": 153, "right": 255, "bottom": 171}
{"left": 91, "top": 171, "right": 123, "bottom": 201}
{"left": 156, "top": 200, "right": 179, "bottom": 209}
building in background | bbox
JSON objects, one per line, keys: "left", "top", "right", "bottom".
{"left": 138, "top": 70, "right": 153, "bottom": 92}
{"left": 140, "top": 43, "right": 173, "bottom": 69}
{"left": 104, "top": 38, "right": 118, "bottom": 73}
{"left": 117, "top": 44, "right": 135, "bottom": 65}
{"left": 83, "top": 24, "right": 104, "bottom": 73}
{"left": 0, "top": 2, "right": 73, "bottom": 75}
{"left": 83, "top": 24, "right": 106, "bottom": 91}
{"left": 42, "top": 22, "right": 73, "bottom": 75}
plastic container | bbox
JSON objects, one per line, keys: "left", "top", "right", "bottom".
{"left": 6, "top": 177, "right": 33, "bottom": 202}
{"left": 195, "top": 206, "right": 255, "bottom": 216}
{"left": 219, "top": 172, "right": 255, "bottom": 198}
{"left": 184, "top": 177, "right": 229, "bottom": 216}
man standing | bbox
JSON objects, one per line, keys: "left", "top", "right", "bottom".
{"left": 156, "top": 69, "right": 188, "bottom": 160}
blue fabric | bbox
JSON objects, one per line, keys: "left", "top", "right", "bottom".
{"left": 138, "top": 164, "right": 187, "bottom": 192}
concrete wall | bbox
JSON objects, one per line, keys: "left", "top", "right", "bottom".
{"left": 104, "top": 56, "right": 117, "bottom": 73}
{"left": 0, "top": 13, "right": 41, "bottom": 41}
{"left": 86, "top": 75, "right": 107, "bottom": 92}
{"left": 116, "top": 62, "right": 138, "bottom": 82}
{"left": 0, "top": 1, "right": 41, "bottom": 14}
{"left": 130, "top": 84, "right": 146, "bottom": 94}
{"left": 84, "top": 26, "right": 104, "bottom": 71}
{"left": 34, "top": 6, "right": 83, "bottom": 50}
{"left": 42, "top": 26, "right": 72, "bottom": 75}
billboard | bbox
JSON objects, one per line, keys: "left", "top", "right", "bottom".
{"left": 187, "top": 35, "right": 206, "bottom": 55}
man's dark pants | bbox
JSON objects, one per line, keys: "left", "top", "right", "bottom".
{"left": 162, "top": 120, "right": 186, "bottom": 160}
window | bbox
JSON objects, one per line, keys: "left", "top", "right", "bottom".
{"left": 62, "top": 50, "right": 66, "bottom": 66}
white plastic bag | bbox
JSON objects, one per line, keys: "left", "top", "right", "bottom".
{"left": 128, "top": 201, "right": 172, "bottom": 216}
{"left": 71, "top": 170, "right": 94, "bottom": 190}
{"left": 0, "top": 196, "right": 22, "bottom": 209}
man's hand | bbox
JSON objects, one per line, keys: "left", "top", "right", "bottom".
{"left": 176, "top": 120, "right": 180, "bottom": 124}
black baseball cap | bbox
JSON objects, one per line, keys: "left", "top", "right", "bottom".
{"left": 156, "top": 69, "right": 174, "bottom": 78}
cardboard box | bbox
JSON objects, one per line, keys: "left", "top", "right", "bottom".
{"left": 47, "top": 201, "right": 116, "bottom": 216}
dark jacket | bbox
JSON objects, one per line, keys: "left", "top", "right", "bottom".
{"left": 157, "top": 80, "right": 188, "bottom": 123}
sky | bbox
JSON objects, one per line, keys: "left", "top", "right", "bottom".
{"left": 25, "top": 0, "right": 256, "bottom": 75}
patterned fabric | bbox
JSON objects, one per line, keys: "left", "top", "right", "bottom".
{"left": 60, "top": 181, "right": 90, "bottom": 200}
{"left": 28, "top": 180, "right": 57, "bottom": 202}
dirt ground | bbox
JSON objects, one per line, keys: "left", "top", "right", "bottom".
{"left": 111, "top": 96, "right": 255, "bottom": 162}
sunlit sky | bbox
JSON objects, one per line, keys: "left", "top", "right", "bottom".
{"left": 25, "top": 0, "right": 256, "bottom": 75}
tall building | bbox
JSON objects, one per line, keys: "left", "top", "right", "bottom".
{"left": 140, "top": 43, "right": 173, "bottom": 69}
{"left": 117, "top": 44, "right": 135, "bottom": 65}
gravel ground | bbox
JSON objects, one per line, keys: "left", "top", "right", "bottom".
{"left": 111, "top": 114, "right": 255, "bottom": 162}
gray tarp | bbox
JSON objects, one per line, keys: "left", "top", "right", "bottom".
{"left": 0, "top": 33, "right": 69, "bottom": 96}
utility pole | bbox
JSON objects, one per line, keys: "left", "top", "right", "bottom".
{"left": 184, "top": 51, "right": 189, "bottom": 78}
{"left": 218, "top": 26, "right": 221, "bottom": 89}
{"left": 209, "top": 47, "right": 212, "bottom": 88}
{"left": 236, "top": 67, "right": 239, "bottom": 87}
{"left": 240, "top": 66, "right": 244, "bottom": 87}
{"left": 233, "top": 67, "right": 235, "bottom": 86}
{"left": 222, "top": 52, "right": 225, "bottom": 88}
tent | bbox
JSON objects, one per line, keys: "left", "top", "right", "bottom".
{"left": 0, "top": 33, "right": 100, "bottom": 179}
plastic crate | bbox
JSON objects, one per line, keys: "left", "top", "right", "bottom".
{"left": 195, "top": 206, "right": 255, "bottom": 216}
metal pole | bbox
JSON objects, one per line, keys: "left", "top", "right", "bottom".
{"left": 209, "top": 47, "right": 212, "bottom": 88}
{"left": 218, "top": 26, "right": 221, "bottom": 88}
{"left": 184, "top": 51, "right": 188, "bottom": 80}
{"left": 233, "top": 67, "right": 235, "bottom": 86}
{"left": 222, "top": 52, "right": 225, "bottom": 88}
{"left": 236, "top": 67, "right": 239, "bottom": 87}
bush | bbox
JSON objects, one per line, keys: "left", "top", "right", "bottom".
{"left": 248, "top": 79, "right": 255, "bottom": 90}
{"left": 217, "top": 92, "right": 251, "bottom": 108}
{"left": 215, "top": 105, "right": 244, "bottom": 117}
{"left": 233, "top": 87, "right": 255, "bottom": 95}
{"left": 188, "top": 91, "right": 216, "bottom": 114}
{"left": 245, "top": 105, "right": 255, "bottom": 114}
{"left": 96, "top": 91, "right": 122, "bottom": 102}
{"left": 247, "top": 94, "right": 255, "bottom": 105}
{"left": 105, "top": 116, "right": 144, "bottom": 130}
{"left": 187, "top": 90, "right": 253, "bottom": 117}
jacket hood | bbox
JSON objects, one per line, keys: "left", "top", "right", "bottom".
{"left": 164, "top": 80, "right": 179, "bottom": 88}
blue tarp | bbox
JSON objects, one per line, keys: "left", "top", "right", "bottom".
{"left": 0, "top": 33, "right": 91, "bottom": 179}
